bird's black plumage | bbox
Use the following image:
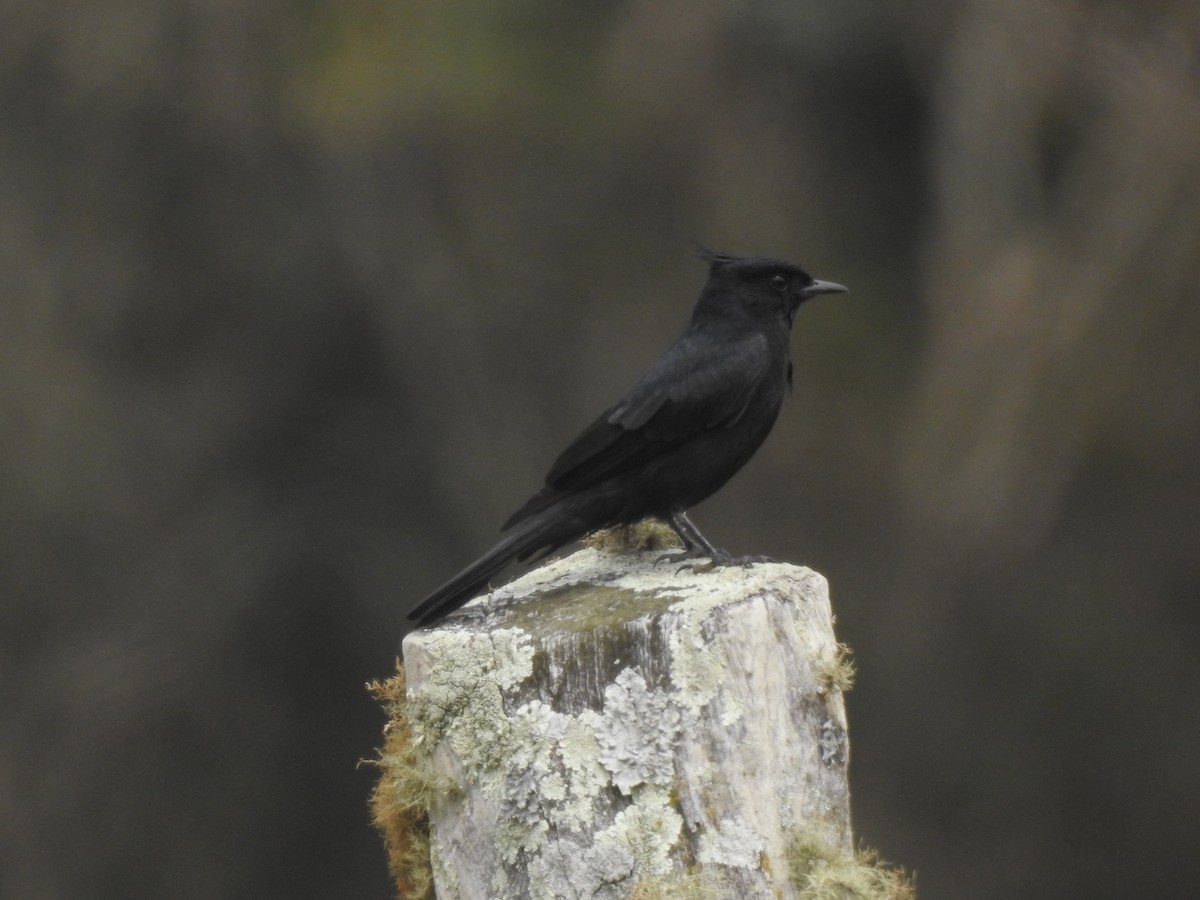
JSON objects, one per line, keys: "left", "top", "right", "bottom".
{"left": 408, "top": 250, "right": 847, "bottom": 626}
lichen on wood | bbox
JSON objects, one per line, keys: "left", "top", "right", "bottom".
{"left": 377, "top": 543, "right": 897, "bottom": 898}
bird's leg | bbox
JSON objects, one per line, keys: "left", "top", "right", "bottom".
{"left": 655, "top": 511, "right": 732, "bottom": 571}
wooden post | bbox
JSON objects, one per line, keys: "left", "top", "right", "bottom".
{"left": 376, "top": 543, "right": 909, "bottom": 899}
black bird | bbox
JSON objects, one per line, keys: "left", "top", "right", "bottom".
{"left": 409, "top": 250, "right": 847, "bottom": 626}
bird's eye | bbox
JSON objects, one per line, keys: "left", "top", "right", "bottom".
{"left": 770, "top": 274, "right": 788, "bottom": 291}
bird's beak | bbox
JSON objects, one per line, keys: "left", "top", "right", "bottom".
{"left": 800, "top": 279, "right": 849, "bottom": 299}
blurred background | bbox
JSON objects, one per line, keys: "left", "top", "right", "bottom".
{"left": 3, "top": 1, "right": 1198, "bottom": 897}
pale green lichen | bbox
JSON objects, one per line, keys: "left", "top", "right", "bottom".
{"left": 595, "top": 785, "right": 683, "bottom": 878}
{"left": 429, "top": 835, "right": 457, "bottom": 898}
{"left": 490, "top": 864, "right": 508, "bottom": 897}
{"left": 490, "top": 629, "right": 538, "bottom": 687}
{"left": 665, "top": 589, "right": 734, "bottom": 714}
{"left": 817, "top": 716, "right": 848, "bottom": 767}
{"left": 540, "top": 771, "right": 567, "bottom": 802}
{"left": 496, "top": 817, "right": 551, "bottom": 865}
{"left": 697, "top": 815, "right": 765, "bottom": 868}
{"left": 527, "top": 836, "right": 634, "bottom": 900}
{"left": 404, "top": 628, "right": 554, "bottom": 863}
{"left": 582, "top": 668, "right": 682, "bottom": 795}
{"left": 501, "top": 701, "right": 565, "bottom": 831}
{"left": 493, "top": 698, "right": 614, "bottom": 864}
{"left": 557, "top": 717, "right": 610, "bottom": 829}
{"left": 445, "top": 684, "right": 514, "bottom": 799}
{"left": 406, "top": 628, "right": 534, "bottom": 750}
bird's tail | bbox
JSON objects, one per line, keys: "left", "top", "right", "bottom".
{"left": 407, "top": 512, "right": 570, "bottom": 627}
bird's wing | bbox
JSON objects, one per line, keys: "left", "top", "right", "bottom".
{"left": 544, "top": 330, "right": 771, "bottom": 492}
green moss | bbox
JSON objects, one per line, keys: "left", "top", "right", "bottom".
{"left": 583, "top": 518, "right": 682, "bottom": 554}
{"left": 503, "top": 582, "right": 672, "bottom": 635}
{"left": 788, "top": 827, "right": 915, "bottom": 899}
{"left": 367, "top": 663, "right": 443, "bottom": 900}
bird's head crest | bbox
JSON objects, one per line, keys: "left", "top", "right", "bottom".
{"left": 694, "top": 246, "right": 741, "bottom": 269}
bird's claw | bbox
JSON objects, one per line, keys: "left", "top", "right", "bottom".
{"left": 654, "top": 547, "right": 733, "bottom": 574}
{"left": 653, "top": 548, "right": 773, "bottom": 575}
{"left": 653, "top": 549, "right": 695, "bottom": 568}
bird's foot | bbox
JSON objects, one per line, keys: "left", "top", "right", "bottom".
{"left": 653, "top": 549, "right": 773, "bottom": 574}
{"left": 654, "top": 546, "right": 733, "bottom": 574}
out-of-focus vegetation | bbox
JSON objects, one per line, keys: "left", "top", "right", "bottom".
{"left": 2, "top": 2, "right": 1197, "bottom": 898}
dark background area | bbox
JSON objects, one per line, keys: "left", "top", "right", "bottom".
{"left": 3, "top": 2, "right": 1198, "bottom": 898}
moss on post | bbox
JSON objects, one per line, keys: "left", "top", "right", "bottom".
{"left": 367, "top": 666, "right": 436, "bottom": 900}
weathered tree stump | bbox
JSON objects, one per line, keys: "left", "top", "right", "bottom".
{"left": 386, "top": 541, "right": 882, "bottom": 899}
